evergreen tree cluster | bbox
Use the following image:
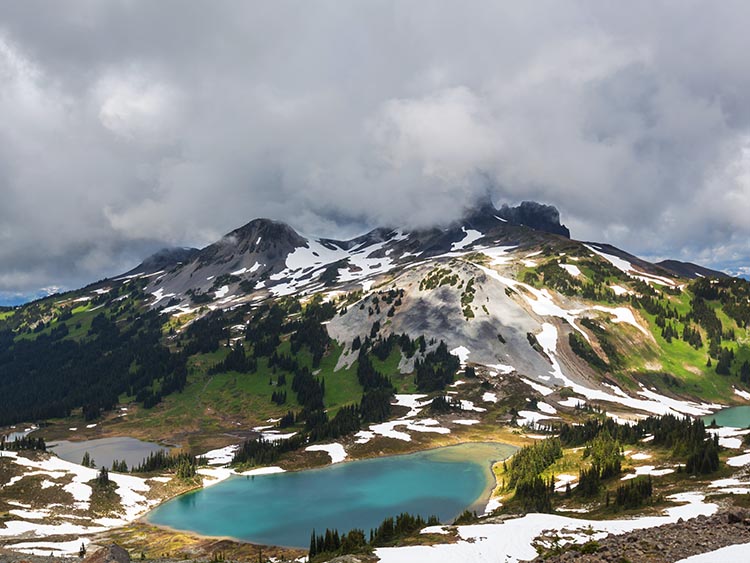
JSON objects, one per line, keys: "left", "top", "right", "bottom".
{"left": 184, "top": 310, "right": 228, "bottom": 354}
{"left": 0, "top": 308, "right": 186, "bottom": 426}
{"left": 308, "top": 512, "right": 440, "bottom": 560}
{"left": 291, "top": 368, "right": 325, "bottom": 411}
{"left": 210, "top": 343, "right": 257, "bottom": 374}
{"left": 612, "top": 475, "right": 653, "bottom": 509}
{"left": 568, "top": 332, "right": 608, "bottom": 371}
{"left": 0, "top": 436, "right": 46, "bottom": 451}
{"left": 504, "top": 438, "right": 562, "bottom": 512}
{"left": 428, "top": 395, "right": 462, "bottom": 414}
{"left": 414, "top": 341, "right": 460, "bottom": 392}
{"left": 81, "top": 451, "right": 95, "bottom": 468}
{"left": 506, "top": 438, "right": 563, "bottom": 489}
{"left": 685, "top": 435, "right": 720, "bottom": 475}
{"left": 131, "top": 450, "right": 203, "bottom": 474}
{"left": 309, "top": 528, "right": 367, "bottom": 560}
{"left": 515, "top": 475, "right": 556, "bottom": 512}
{"left": 231, "top": 435, "right": 306, "bottom": 466}
{"left": 111, "top": 459, "right": 129, "bottom": 472}
{"left": 287, "top": 296, "right": 336, "bottom": 367}
{"left": 95, "top": 466, "right": 110, "bottom": 486}
{"left": 577, "top": 430, "right": 623, "bottom": 497}
{"left": 553, "top": 415, "right": 721, "bottom": 477}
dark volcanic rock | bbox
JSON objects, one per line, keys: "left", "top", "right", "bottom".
{"left": 496, "top": 201, "right": 571, "bottom": 238}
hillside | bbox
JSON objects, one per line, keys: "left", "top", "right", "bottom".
{"left": 1, "top": 201, "right": 748, "bottom": 433}
{"left": 2, "top": 201, "right": 750, "bottom": 560}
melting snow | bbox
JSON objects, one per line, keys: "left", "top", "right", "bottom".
{"left": 487, "top": 363, "right": 514, "bottom": 375}
{"left": 726, "top": 451, "right": 750, "bottom": 467}
{"left": 450, "top": 346, "right": 471, "bottom": 366}
{"left": 592, "top": 306, "right": 648, "bottom": 335}
{"left": 676, "top": 543, "right": 750, "bottom": 563}
{"left": 306, "top": 443, "right": 347, "bottom": 464}
{"left": 451, "top": 227, "right": 484, "bottom": 251}
{"left": 376, "top": 492, "right": 715, "bottom": 563}
{"left": 610, "top": 285, "right": 630, "bottom": 296}
{"left": 537, "top": 402, "right": 557, "bottom": 415}
{"left": 621, "top": 465, "right": 675, "bottom": 480}
{"left": 517, "top": 410, "right": 554, "bottom": 426}
{"left": 202, "top": 445, "right": 239, "bottom": 466}
{"left": 586, "top": 244, "right": 676, "bottom": 287}
{"left": 460, "top": 400, "right": 487, "bottom": 412}
{"left": 238, "top": 466, "right": 286, "bottom": 476}
{"left": 558, "top": 397, "right": 585, "bottom": 408}
{"left": 560, "top": 264, "right": 581, "bottom": 277}
{"left": 707, "top": 427, "right": 750, "bottom": 449}
{"left": 531, "top": 323, "right": 721, "bottom": 417}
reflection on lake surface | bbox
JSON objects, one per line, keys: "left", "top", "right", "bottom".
{"left": 48, "top": 436, "right": 170, "bottom": 469}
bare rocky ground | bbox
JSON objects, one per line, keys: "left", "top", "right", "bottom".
{"left": 534, "top": 508, "right": 750, "bottom": 562}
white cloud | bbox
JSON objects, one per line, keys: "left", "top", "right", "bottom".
{"left": 1, "top": 2, "right": 750, "bottom": 293}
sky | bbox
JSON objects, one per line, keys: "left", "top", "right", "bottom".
{"left": 1, "top": 1, "right": 750, "bottom": 304}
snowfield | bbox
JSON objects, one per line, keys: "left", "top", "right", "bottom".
{"left": 0, "top": 450, "right": 162, "bottom": 552}
{"left": 376, "top": 492, "right": 716, "bottom": 563}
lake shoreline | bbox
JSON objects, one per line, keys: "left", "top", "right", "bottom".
{"left": 142, "top": 441, "right": 517, "bottom": 549}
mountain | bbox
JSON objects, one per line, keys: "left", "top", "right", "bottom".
{"left": 3, "top": 198, "right": 748, "bottom": 431}
{"left": 125, "top": 246, "right": 200, "bottom": 276}
{"left": 655, "top": 259, "right": 729, "bottom": 280}
{"left": 3, "top": 199, "right": 750, "bottom": 558}
{"left": 139, "top": 201, "right": 572, "bottom": 310}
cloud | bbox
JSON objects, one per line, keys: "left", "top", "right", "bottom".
{"left": 1, "top": 1, "right": 750, "bottom": 293}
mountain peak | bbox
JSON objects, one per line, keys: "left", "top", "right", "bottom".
{"left": 461, "top": 199, "right": 570, "bottom": 238}
{"left": 497, "top": 201, "right": 570, "bottom": 238}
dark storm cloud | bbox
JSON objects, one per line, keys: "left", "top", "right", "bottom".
{"left": 1, "top": 1, "right": 750, "bottom": 294}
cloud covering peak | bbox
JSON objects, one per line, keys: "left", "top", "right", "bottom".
{"left": 1, "top": 1, "right": 750, "bottom": 296}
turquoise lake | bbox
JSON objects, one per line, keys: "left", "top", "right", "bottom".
{"left": 703, "top": 406, "right": 750, "bottom": 428}
{"left": 146, "top": 442, "right": 515, "bottom": 548}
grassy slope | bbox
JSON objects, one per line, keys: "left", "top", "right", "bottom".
{"left": 520, "top": 250, "right": 749, "bottom": 403}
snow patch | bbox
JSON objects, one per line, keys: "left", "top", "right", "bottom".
{"left": 560, "top": 264, "right": 581, "bottom": 277}
{"left": 376, "top": 492, "right": 715, "bottom": 563}
{"left": 306, "top": 443, "right": 347, "bottom": 464}
{"left": 202, "top": 445, "right": 239, "bottom": 466}
{"left": 239, "top": 466, "right": 286, "bottom": 476}
{"left": 726, "top": 451, "right": 750, "bottom": 467}
{"left": 621, "top": 465, "right": 675, "bottom": 480}
{"left": 451, "top": 227, "right": 483, "bottom": 251}
{"left": 450, "top": 346, "right": 471, "bottom": 366}
{"left": 592, "top": 306, "right": 648, "bottom": 335}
